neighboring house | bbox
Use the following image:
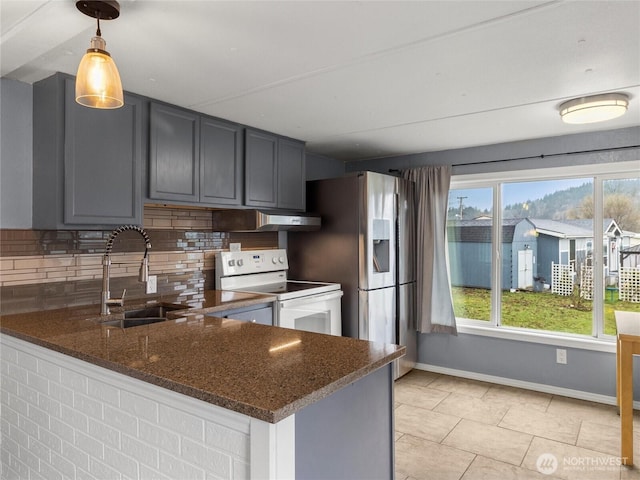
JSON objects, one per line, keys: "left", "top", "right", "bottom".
{"left": 620, "top": 243, "right": 640, "bottom": 269}
{"left": 448, "top": 217, "right": 632, "bottom": 291}
{"left": 562, "top": 218, "right": 624, "bottom": 273}
{"left": 447, "top": 219, "right": 537, "bottom": 290}
{"left": 528, "top": 218, "right": 594, "bottom": 284}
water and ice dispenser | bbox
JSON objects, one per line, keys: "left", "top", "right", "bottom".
{"left": 372, "top": 219, "right": 391, "bottom": 273}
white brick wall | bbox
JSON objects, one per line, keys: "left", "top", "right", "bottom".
{"left": 1, "top": 334, "right": 256, "bottom": 480}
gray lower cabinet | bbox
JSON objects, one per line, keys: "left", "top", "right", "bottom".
{"left": 296, "top": 364, "right": 394, "bottom": 479}
{"left": 245, "top": 129, "right": 306, "bottom": 211}
{"left": 32, "top": 73, "right": 144, "bottom": 229}
{"left": 207, "top": 304, "right": 273, "bottom": 326}
{"left": 148, "top": 102, "right": 243, "bottom": 206}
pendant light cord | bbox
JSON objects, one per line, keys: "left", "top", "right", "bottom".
{"left": 95, "top": 11, "right": 102, "bottom": 37}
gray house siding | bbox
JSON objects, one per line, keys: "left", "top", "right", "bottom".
{"left": 449, "top": 242, "right": 491, "bottom": 289}
{"left": 449, "top": 219, "right": 536, "bottom": 290}
{"left": 537, "top": 234, "right": 558, "bottom": 285}
{"left": 501, "top": 244, "right": 513, "bottom": 290}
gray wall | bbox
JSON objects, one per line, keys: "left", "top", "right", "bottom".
{"left": 345, "top": 127, "right": 640, "bottom": 401}
{"left": 305, "top": 152, "right": 345, "bottom": 181}
{"left": 419, "top": 333, "right": 637, "bottom": 398}
{"left": 1, "top": 78, "right": 32, "bottom": 228}
{"left": 345, "top": 126, "right": 640, "bottom": 175}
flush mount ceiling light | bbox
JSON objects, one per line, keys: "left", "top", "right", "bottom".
{"left": 559, "top": 93, "right": 629, "bottom": 124}
{"left": 75, "top": 0, "right": 124, "bottom": 109}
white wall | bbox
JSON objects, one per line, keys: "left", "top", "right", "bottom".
{"left": 1, "top": 334, "right": 254, "bottom": 480}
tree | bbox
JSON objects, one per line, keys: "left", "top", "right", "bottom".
{"left": 568, "top": 194, "right": 640, "bottom": 232}
{"left": 605, "top": 194, "right": 640, "bottom": 232}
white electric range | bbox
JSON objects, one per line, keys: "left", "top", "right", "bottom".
{"left": 215, "top": 249, "right": 343, "bottom": 336}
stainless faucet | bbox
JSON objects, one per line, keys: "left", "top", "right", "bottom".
{"left": 101, "top": 225, "right": 152, "bottom": 315}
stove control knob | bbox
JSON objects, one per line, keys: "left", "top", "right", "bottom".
{"left": 237, "top": 259, "right": 244, "bottom": 267}
{"left": 278, "top": 256, "right": 285, "bottom": 264}
{"left": 272, "top": 257, "right": 278, "bottom": 264}
{"left": 228, "top": 260, "right": 235, "bottom": 267}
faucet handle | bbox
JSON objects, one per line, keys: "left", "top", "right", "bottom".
{"left": 107, "top": 289, "right": 126, "bottom": 308}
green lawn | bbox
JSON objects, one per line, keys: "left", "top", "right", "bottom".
{"left": 451, "top": 286, "right": 640, "bottom": 336}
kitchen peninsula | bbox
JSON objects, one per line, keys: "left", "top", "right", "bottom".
{"left": 0, "top": 290, "right": 403, "bottom": 480}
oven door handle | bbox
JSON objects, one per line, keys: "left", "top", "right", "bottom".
{"left": 279, "top": 290, "right": 343, "bottom": 308}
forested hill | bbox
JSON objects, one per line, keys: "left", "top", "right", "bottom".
{"left": 503, "top": 178, "right": 640, "bottom": 231}
{"left": 452, "top": 178, "right": 640, "bottom": 231}
{"left": 503, "top": 182, "right": 592, "bottom": 220}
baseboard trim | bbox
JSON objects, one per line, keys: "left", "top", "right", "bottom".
{"left": 415, "top": 362, "right": 640, "bottom": 410}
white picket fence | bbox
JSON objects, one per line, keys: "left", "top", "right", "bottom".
{"left": 619, "top": 266, "right": 640, "bottom": 303}
{"left": 580, "top": 264, "right": 594, "bottom": 300}
{"left": 577, "top": 265, "right": 640, "bottom": 303}
{"left": 551, "top": 262, "right": 575, "bottom": 296}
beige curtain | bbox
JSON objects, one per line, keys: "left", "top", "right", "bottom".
{"left": 402, "top": 166, "right": 457, "bottom": 334}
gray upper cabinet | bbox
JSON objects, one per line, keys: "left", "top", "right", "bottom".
{"left": 149, "top": 103, "right": 199, "bottom": 202}
{"left": 245, "top": 129, "right": 306, "bottom": 211}
{"left": 149, "top": 102, "right": 243, "bottom": 206}
{"left": 277, "top": 137, "right": 306, "bottom": 211}
{"left": 245, "top": 129, "right": 278, "bottom": 208}
{"left": 200, "top": 117, "right": 244, "bottom": 205}
{"left": 32, "top": 73, "right": 143, "bottom": 229}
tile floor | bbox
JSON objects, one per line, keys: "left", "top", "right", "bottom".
{"left": 394, "top": 370, "right": 640, "bottom": 480}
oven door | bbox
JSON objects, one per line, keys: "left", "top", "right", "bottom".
{"left": 277, "top": 290, "right": 343, "bottom": 336}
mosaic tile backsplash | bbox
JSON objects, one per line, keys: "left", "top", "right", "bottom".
{"left": 0, "top": 207, "right": 278, "bottom": 314}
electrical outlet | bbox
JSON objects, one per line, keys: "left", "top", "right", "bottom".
{"left": 146, "top": 275, "right": 157, "bottom": 294}
{"left": 556, "top": 348, "right": 567, "bottom": 364}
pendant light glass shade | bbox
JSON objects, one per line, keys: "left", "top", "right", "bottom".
{"left": 76, "top": 35, "right": 124, "bottom": 109}
{"left": 559, "top": 93, "right": 628, "bottom": 124}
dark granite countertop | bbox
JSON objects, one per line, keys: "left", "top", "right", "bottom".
{"left": 0, "top": 290, "right": 404, "bottom": 423}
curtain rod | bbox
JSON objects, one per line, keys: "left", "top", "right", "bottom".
{"left": 388, "top": 144, "right": 640, "bottom": 173}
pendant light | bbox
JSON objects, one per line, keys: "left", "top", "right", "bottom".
{"left": 559, "top": 93, "right": 629, "bottom": 124}
{"left": 75, "top": 1, "right": 124, "bottom": 109}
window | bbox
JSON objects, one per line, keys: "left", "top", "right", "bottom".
{"left": 447, "top": 163, "right": 640, "bottom": 340}
{"left": 447, "top": 187, "right": 493, "bottom": 322}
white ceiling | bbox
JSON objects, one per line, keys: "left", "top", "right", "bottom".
{"left": 1, "top": 0, "right": 639, "bottom": 161}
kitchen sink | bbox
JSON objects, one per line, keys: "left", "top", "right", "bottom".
{"left": 100, "top": 317, "right": 167, "bottom": 328}
{"left": 98, "top": 304, "right": 186, "bottom": 329}
{"left": 124, "top": 305, "right": 185, "bottom": 319}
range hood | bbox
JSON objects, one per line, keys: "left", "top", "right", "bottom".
{"left": 212, "top": 209, "right": 321, "bottom": 232}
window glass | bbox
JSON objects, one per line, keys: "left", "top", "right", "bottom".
{"left": 500, "top": 179, "right": 594, "bottom": 334}
{"left": 602, "top": 177, "right": 640, "bottom": 335}
{"left": 447, "top": 188, "right": 493, "bottom": 322}
{"left": 449, "top": 166, "right": 640, "bottom": 340}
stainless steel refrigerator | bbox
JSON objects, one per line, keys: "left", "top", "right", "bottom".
{"left": 288, "top": 171, "right": 417, "bottom": 378}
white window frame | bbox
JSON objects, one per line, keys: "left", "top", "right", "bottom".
{"left": 449, "top": 160, "right": 640, "bottom": 353}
